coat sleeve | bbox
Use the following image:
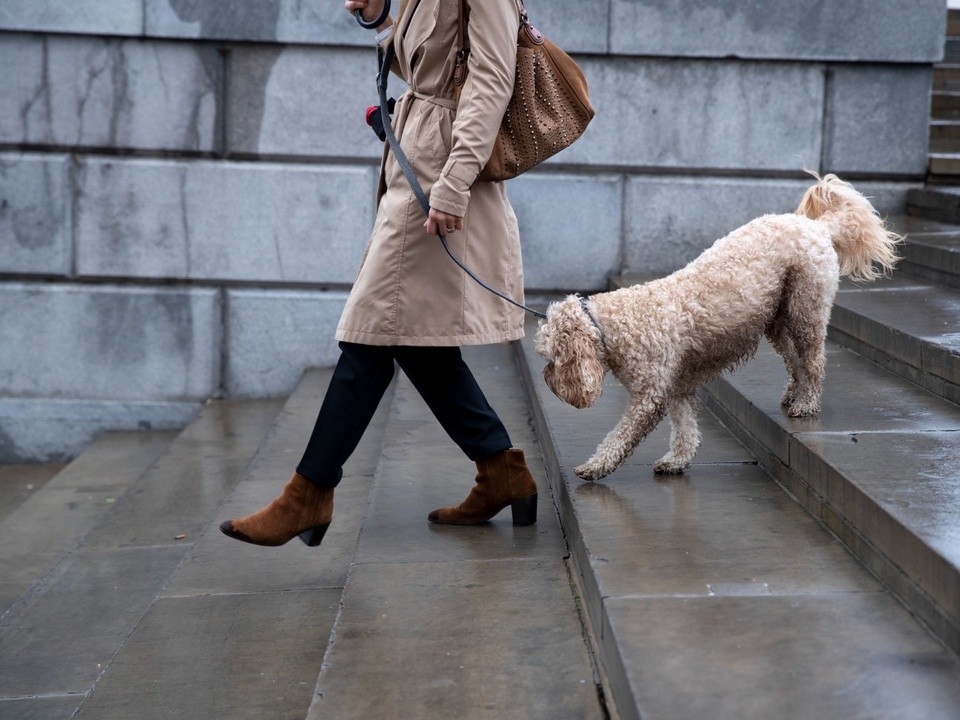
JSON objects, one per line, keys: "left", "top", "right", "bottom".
{"left": 429, "top": 0, "right": 519, "bottom": 217}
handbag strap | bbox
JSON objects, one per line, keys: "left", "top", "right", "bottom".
{"left": 375, "top": 44, "right": 547, "bottom": 320}
{"left": 455, "top": 0, "right": 540, "bottom": 93}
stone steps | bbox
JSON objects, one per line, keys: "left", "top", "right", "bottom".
{"left": 308, "top": 344, "right": 603, "bottom": 719}
{"left": 516, "top": 324, "right": 960, "bottom": 720}
{"left": 907, "top": 185, "right": 960, "bottom": 223}
{"left": 0, "top": 395, "right": 284, "bottom": 718}
{"left": 2, "top": 350, "right": 609, "bottom": 719}
{"left": 890, "top": 215, "right": 960, "bottom": 289}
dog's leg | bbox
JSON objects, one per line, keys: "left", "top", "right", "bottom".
{"left": 654, "top": 395, "right": 701, "bottom": 475}
{"left": 574, "top": 395, "right": 667, "bottom": 481}
{"left": 767, "top": 321, "right": 802, "bottom": 408}
{"left": 781, "top": 280, "right": 832, "bottom": 417}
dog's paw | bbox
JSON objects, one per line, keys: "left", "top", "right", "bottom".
{"left": 574, "top": 462, "right": 608, "bottom": 482}
{"left": 786, "top": 401, "right": 820, "bottom": 418}
{"left": 653, "top": 454, "right": 689, "bottom": 475}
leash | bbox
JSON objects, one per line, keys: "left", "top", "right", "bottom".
{"left": 578, "top": 295, "right": 608, "bottom": 356}
{"left": 367, "top": 17, "right": 547, "bottom": 320}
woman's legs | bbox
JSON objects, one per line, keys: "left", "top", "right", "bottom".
{"left": 393, "top": 345, "right": 512, "bottom": 461}
{"left": 221, "top": 343, "right": 534, "bottom": 546}
{"left": 295, "top": 342, "right": 397, "bottom": 487}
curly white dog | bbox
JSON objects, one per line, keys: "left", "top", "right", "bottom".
{"left": 535, "top": 174, "right": 901, "bottom": 481}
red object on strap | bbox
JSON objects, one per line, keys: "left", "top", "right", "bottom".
{"left": 365, "top": 106, "right": 378, "bottom": 126}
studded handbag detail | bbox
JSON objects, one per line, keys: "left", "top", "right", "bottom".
{"left": 454, "top": 0, "right": 595, "bottom": 182}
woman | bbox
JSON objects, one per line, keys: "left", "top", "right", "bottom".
{"left": 219, "top": 0, "right": 537, "bottom": 547}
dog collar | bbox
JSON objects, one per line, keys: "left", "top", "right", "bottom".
{"left": 578, "top": 296, "right": 609, "bottom": 356}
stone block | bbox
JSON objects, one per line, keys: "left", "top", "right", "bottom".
{"left": 0, "top": 154, "right": 71, "bottom": 276}
{"left": 531, "top": 0, "right": 608, "bottom": 54}
{"left": 0, "top": 400, "right": 194, "bottom": 464}
{"left": 555, "top": 58, "right": 823, "bottom": 172}
{"left": 622, "top": 176, "right": 912, "bottom": 277}
{"left": 0, "top": 34, "right": 221, "bottom": 152}
{"left": 225, "top": 289, "right": 349, "bottom": 397}
{"left": 823, "top": 65, "right": 933, "bottom": 176}
{"left": 75, "top": 157, "right": 376, "bottom": 283}
{"left": 145, "top": 0, "right": 363, "bottom": 45}
{"left": 610, "top": 0, "right": 945, "bottom": 62}
{"left": 509, "top": 173, "right": 622, "bottom": 291}
{"left": 0, "top": 283, "right": 221, "bottom": 402}
{"left": 623, "top": 177, "right": 810, "bottom": 276}
{"left": 227, "top": 46, "right": 392, "bottom": 160}
{"left": 0, "top": 0, "right": 142, "bottom": 36}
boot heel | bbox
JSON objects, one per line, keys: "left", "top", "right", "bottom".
{"left": 298, "top": 522, "right": 331, "bottom": 547}
{"left": 511, "top": 493, "right": 538, "bottom": 526}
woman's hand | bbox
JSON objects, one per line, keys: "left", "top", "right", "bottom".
{"left": 424, "top": 208, "right": 464, "bottom": 236}
{"left": 345, "top": 0, "right": 387, "bottom": 26}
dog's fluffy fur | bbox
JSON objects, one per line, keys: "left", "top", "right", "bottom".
{"left": 535, "top": 174, "right": 901, "bottom": 481}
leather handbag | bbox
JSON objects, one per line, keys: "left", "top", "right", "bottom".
{"left": 454, "top": 0, "right": 595, "bottom": 182}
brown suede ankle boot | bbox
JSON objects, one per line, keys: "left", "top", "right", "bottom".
{"left": 220, "top": 472, "right": 334, "bottom": 547}
{"left": 428, "top": 448, "right": 538, "bottom": 526}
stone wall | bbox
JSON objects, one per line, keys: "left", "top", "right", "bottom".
{"left": 0, "top": 0, "right": 945, "bottom": 461}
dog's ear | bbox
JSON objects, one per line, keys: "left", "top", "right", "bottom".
{"left": 537, "top": 298, "right": 605, "bottom": 409}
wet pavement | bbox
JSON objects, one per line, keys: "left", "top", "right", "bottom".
{"left": 519, "top": 319, "right": 960, "bottom": 720}
{"left": 0, "top": 354, "right": 605, "bottom": 720}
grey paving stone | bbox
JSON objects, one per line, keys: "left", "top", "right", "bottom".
{"left": 166, "top": 369, "right": 394, "bottom": 597}
{"left": 0, "top": 431, "right": 174, "bottom": 614}
{"left": 0, "top": 154, "right": 71, "bottom": 277}
{"left": 74, "top": 590, "right": 340, "bottom": 720}
{"left": 0, "top": 283, "right": 221, "bottom": 402}
{"left": 224, "top": 289, "right": 350, "bottom": 397}
{"left": 353, "top": 376, "right": 564, "bottom": 566}
{"left": 606, "top": 593, "right": 960, "bottom": 720}
{"left": 0, "top": 545, "right": 186, "bottom": 697}
{"left": 0, "top": 34, "right": 221, "bottom": 152}
{"left": 309, "top": 559, "right": 603, "bottom": 720}
{"left": 552, "top": 58, "right": 823, "bottom": 172}
{"left": 569, "top": 464, "right": 879, "bottom": 599}
{"left": 0, "top": 461, "right": 65, "bottom": 524}
{"left": 510, "top": 173, "right": 622, "bottom": 291}
{"left": 81, "top": 399, "right": 282, "bottom": 550}
{"left": 824, "top": 65, "right": 932, "bottom": 176}
{"left": 75, "top": 158, "right": 375, "bottom": 284}
{"left": 0, "top": 695, "right": 84, "bottom": 720}
{"left": 609, "top": 0, "right": 944, "bottom": 62}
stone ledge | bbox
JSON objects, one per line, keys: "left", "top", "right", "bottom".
{"left": 0, "top": 398, "right": 197, "bottom": 463}
{"left": 702, "top": 342, "right": 960, "bottom": 655}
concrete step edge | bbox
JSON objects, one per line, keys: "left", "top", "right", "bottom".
{"left": 0, "top": 429, "right": 178, "bottom": 619}
{"left": 511, "top": 338, "right": 641, "bottom": 720}
{"left": 829, "top": 279, "right": 960, "bottom": 405}
{"left": 700, "top": 356, "right": 960, "bottom": 655}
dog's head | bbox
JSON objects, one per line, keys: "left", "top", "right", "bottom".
{"left": 534, "top": 295, "right": 607, "bottom": 409}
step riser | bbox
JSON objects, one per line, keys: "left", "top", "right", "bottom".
{"left": 700, "top": 384, "right": 960, "bottom": 655}
{"left": 827, "top": 308, "right": 960, "bottom": 404}
{"left": 513, "top": 341, "right": 642, "bottom": 720}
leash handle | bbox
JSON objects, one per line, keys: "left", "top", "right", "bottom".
{"left": 354, "top": 0, "right": 391, "bottom": 29}
{"left": 375, "top": 45, "right": 547, "bottom": 320}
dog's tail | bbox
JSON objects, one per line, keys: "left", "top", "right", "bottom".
{"left": 796, "top": 173, "right": 902, "bottom": 282}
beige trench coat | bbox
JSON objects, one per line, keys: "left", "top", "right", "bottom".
{"left": 336, "top": 0, "right": 525, "bottom": 346}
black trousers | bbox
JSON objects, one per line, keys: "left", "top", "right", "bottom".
{"left": 296, "top": 342, "right": 512, "bottom": 488}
